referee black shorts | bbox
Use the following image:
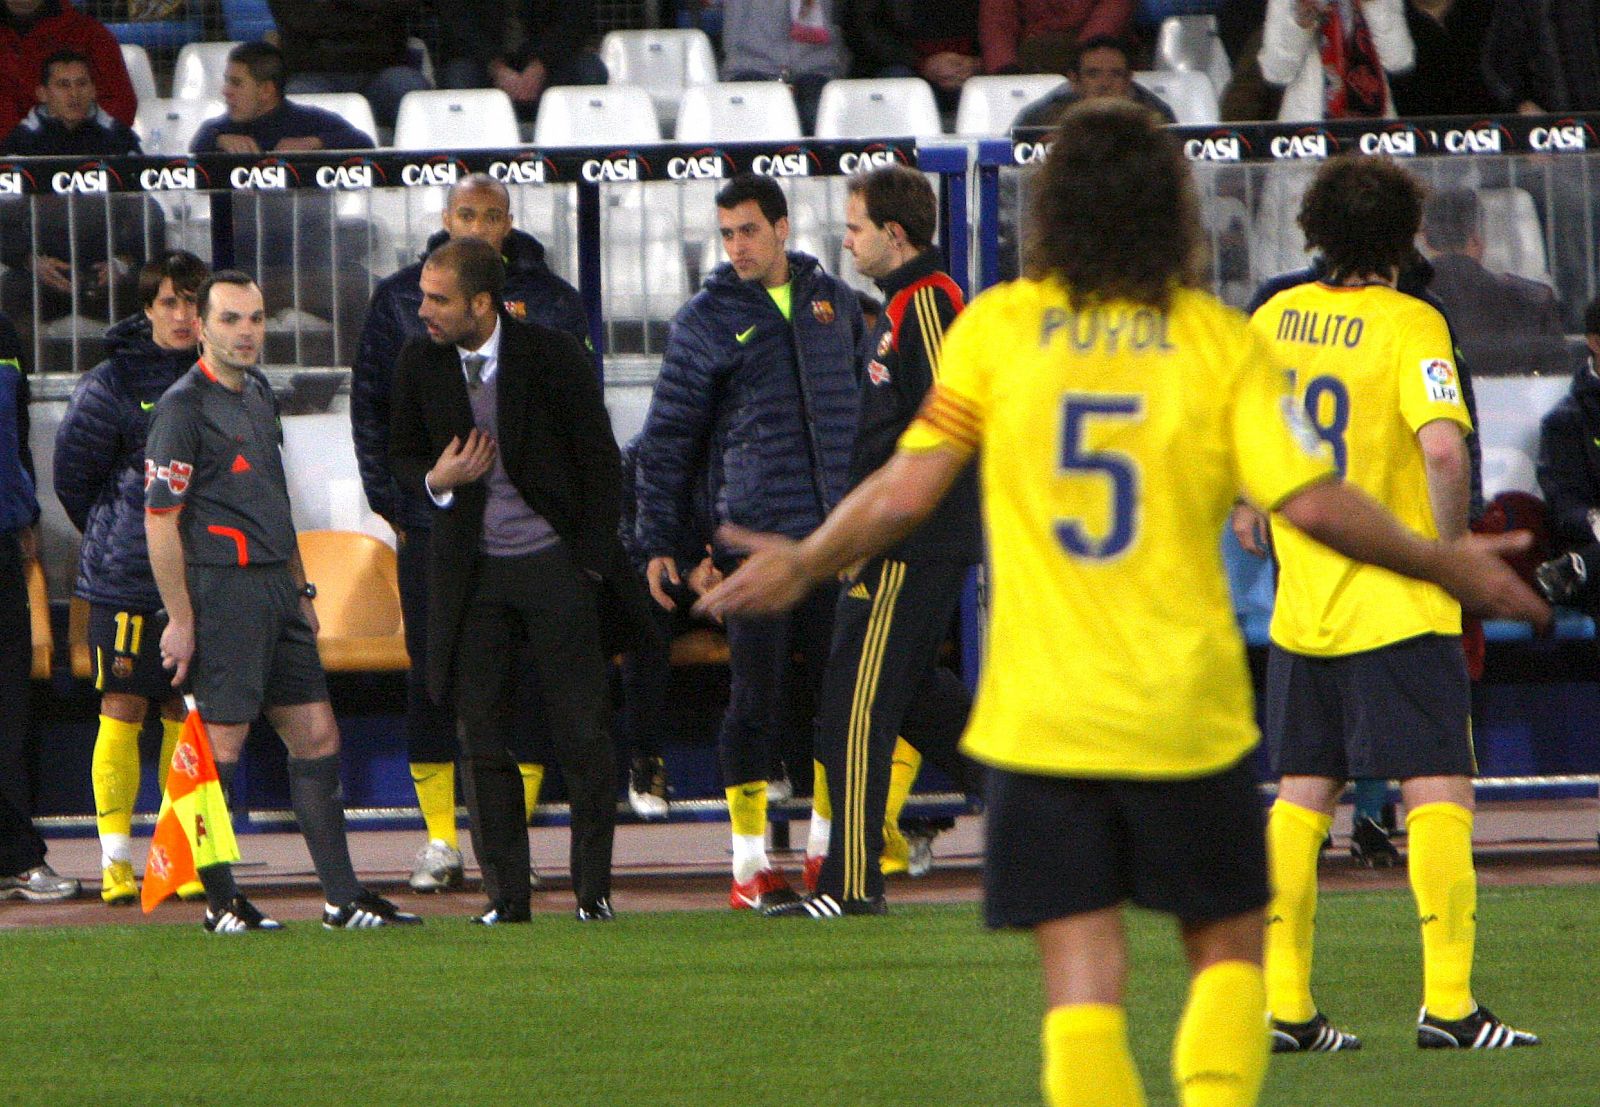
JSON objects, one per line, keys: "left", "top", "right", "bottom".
{"left": 983, "top": 757, "right": 1268, "bottom": 930}
{"left": 189, "top": 562, "right": 328, "bottom": 725}
{"left": 87, "top": 603, "right": 174, "bottom": 701}
{"left": 1265, "top": 633, "right": 1474, "bottom": 781}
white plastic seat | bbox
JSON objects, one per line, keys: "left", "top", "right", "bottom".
{"left": 1132, "top": 69, "right": 1219, "bottom": 125}
{"left": 1478, "top": 188, "right": 1552, "bottom": 287}
{"left": 121, "top": 44, "right": 158, "bottom": 105}
{"left": 134, "top": 96, "right": 225, "bottom": 154}
{"left": 954, "top": 74, "right": 1067, "bottom": 135}
{"left": 814, "top": 77, "right": 942, "bottom": 138}
{"left": 393, "top": 88, "right": 520, "bottom": 149}
{"left": 675, "top": 81, "right": 801, "bottom": 142}
{"left": 1155, "top": 15, "right": 1231, "bottom": 98}
{"left": 172, "top": 41, "right": 240, "bottom": 102}
{"left": 533, "top": 84, "right": 661, "bottom": 146}
{"left": 288, "top": 92, "right": 378, "bottom": 146}
{"left": 600, "top": 29, "right": 717, "bottom": 134}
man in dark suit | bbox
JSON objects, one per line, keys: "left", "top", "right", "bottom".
{"left": 387, "top": 236, "right": 621, "bottom": 924}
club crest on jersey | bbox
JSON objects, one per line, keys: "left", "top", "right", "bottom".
{"left": 876, "top": 331, "right": 893, "bottom": 357}
{"left": 1421, "top": 358, "right": 1459, "bottom": 403}
{"left": 868, "top": 360, "right": 890, "bottom": 385}
{"left": 113, "top": 656, "right": 133, "bottom": 678}
{"left": 145, "top": 458, "right": 193, "bottom": 494}
{"left": 812, "top": 300, "right": 835, "bottom": 324}
{"left": 504, "top": 300, "right": 527, "bottom": 320}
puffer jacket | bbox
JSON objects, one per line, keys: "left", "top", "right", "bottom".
{"left": 350, "top": 227, "right": 589, "bottom": 530}
{"left": 1537, "top": 361, "right": 1600, "bottom": 553}
{"left": 635, "top": 252, "right": 865, "bottom": 558}
{"left": 53, "top": 314, "right": 195, "bottom": 609}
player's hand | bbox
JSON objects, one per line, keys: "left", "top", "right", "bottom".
{"left": 686, "top": 547, "right": 723, "bottom": 597}
{"left": 428, "top": 429, "right": 496, "bottom": 492}
{"left": 216, "top": 133, "right": 261, "bottom": 154}
{"left": 17, "top": 525, "right": 37, "bottom": 562}
{"left": 32, "top": 255, "right": 71, "bottom": 292}
{"left": 160, "top": 617, "right": 195, "bottom": 687}
{"left": 647, "top": 555, "right": 682, "bottom": 610}
{"left": 274, "top": 135, "right": 324, "bottom": 152}
{"left": 1433, "top": 531, "right": 1552, "bottom": 634}
{"left": 1292, "top": 0, "right": 1324, "bottom": 28}
{"left": 301, "top": 595, "right": 321, "bottom": 637}
{"left": 695, "top": 525, "right": 810, "bottom": 620}
{"left": 1230, "top": 503, "right": 1271, "bottom": 557}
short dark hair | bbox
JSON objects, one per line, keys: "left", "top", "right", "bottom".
{"left": 1070, "top": 35, "right": 1134, "bottom": 75}
{"left": 715, "top": 174, "right": 788, "bottom": 225}
{"left": 425, "top": 236, "right": 506, "bottom": 303}
{"left": 227, "top": 41, "right": 286, "bottom": 96}
{"left": 1024, "top": 100, "right": 1203, "bottom": 311}
{"left": 138, "top": 251, "right": 209, "bottom": 308}
{"left": 1298, "top": 155, "right": 1426, "bottom": 282}
{"left": 846, "top": 165, "right": 937, "bottom": 250}
{"left": 1585, "top": 296, "right": 1600, "bottom": 337}
{"left": 1421, "top": 188, "right": 1481, "bottom": 253}
{"left": 196, "top": 270, "right": 259, "bottom": 322}
{"left": 40, "top": 49, "right": 91, "bottom": 86}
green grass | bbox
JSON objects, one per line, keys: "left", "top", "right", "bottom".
{"left": 4, "top": 885, "right": 1595, "bottom": 1106}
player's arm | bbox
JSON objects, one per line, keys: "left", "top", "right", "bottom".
{"left": 145, "top": 508, "right": 194, "bottom": 685}
{"left": 1418, "top": 418, "right": 1470, "bottom": 542}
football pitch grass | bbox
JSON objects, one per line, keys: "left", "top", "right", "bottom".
{"left": 9, "top": 884, "right": 1594, "bottom": 1106}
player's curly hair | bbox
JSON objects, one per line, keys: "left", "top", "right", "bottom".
{"left": 1298, "top": 155, "right": 1425, "bottom": 282}
{"left": 1023, "top": 100, "right": 1204, "bottom": 311}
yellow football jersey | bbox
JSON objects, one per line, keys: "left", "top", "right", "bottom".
{"left": 900, "top": 279, "right": 1332, "bottom": 779}
{"left": 1251, "top": 283, "right": 1473, "bottom": 657}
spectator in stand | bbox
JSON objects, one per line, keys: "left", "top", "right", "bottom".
{"left": 722, "top": 0, "right": 845, "bottom": 135}
{"left": 268, "top": 0, "right": 431, "bottom": 130}
{"left": 191, "top": 41, "right": 375, "bottom": 154}
{"left": 0, "top": 0, "right": 134, "bottom": 139}
{"left": 1534, "top": 298, "right": 1600, "bottom": 613}
{"left": 437, "top": 0, "right": 606, "bottom": 119}
{"left": 1386, "top": 0, "right": 1492, "bottom": 117}
{"left": 843, "top": 0, "right": 982, "bottom": 114}
{"left": 1258, "top": 0, "right": 1414, "bottom": 120}
{"left": 1012, "top": 34, "right": 1175, "bottom": 126}
{"left": 1483, "top": 0, "right": 1600, "bottom": 114}
{"left": 979, "top": 0, "right": 1132, "bottom": 76}
{"left": 0, "top": 51, "right": 162, "bottom": 342}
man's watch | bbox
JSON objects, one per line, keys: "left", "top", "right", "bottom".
{"left": 300, "top": 582, "right": 317, "bottom": 600}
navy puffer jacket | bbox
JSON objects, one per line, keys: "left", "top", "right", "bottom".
{"left": 350, "top": 227, "right": 589, "bottom": 530}
{"left": 635, "top": 252, "right": 865, "bottom": 557}
{"left": 54, "top": 314, "right": 195, "bottom": 609}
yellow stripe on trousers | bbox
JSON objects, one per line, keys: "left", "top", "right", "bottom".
{"left": 844, "top": 560, "right": 906, "bottom": 900}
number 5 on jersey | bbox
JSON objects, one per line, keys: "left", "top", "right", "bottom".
{"left": 1056, "top": 394, "right": 1144, "bottom": 560}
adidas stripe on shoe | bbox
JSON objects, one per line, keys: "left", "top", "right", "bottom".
{"left": 1271, "top": 1013, "right": 1362, "bottom": 1053}
{"left": 1417, "top": 1006, "right": 1540, "bottom": 1049}
{"left": 203, "top": 894, "right": 284, "bottom": 933}
{"left": 322, "top": 890, "right": 423, "bottom": 929}
{"left": 762, "top": 892, "right": 888, "bottom": 918}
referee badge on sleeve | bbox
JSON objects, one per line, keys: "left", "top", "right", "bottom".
{"left": 1421, "top": 358, "right": 1460, "bottom": 404}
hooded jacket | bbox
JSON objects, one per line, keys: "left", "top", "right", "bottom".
{"left": 1537, "top": 361, "right": 1600, "bottom": 553}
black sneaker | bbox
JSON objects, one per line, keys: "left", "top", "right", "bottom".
{"left": 471, "top": 902, "right": 531, "bottom": 925}
{"left": 1349, "top": 816, "right": 1401, "bottom": 868}
{"left": 1535, "top": 552, "right": 1586, "bottom": 605}
{"left": 203, "top": 894, "right": 284, "bottom": 933}
{"left": 575, "top": 896, "right": 615, "bottom": 922}
{"left": 763, "top": 892, "right": 888, "bottom": 918}
{"left": 322, "top": 890, "right": 423, "bottom": 929}
{"left": 1418, "top": 1005, "right": 1540, "bottom": 1049}
{"left": 628, "top": 756, "right": 670, "bottom": 820}
{"left": 1270, "top": 1013, "right": 1362, "bottom": 1053}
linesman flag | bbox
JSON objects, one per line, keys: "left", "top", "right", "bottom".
{"left": 141, "top": 704, "right": 240, "bottom": 913}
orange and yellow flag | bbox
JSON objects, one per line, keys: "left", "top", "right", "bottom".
{"left": 141, "top": 709, "right": 240, "bottom": 913}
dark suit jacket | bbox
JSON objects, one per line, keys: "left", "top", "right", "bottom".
{"left": 388, "top": 313, "right": 649, "bottom": 701}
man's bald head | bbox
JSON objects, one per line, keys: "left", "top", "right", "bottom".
{"left": 442, "top": 173, "right": 513, "bottom": 253}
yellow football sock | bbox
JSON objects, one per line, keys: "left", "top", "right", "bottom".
{"left": 726, "top": 781, "right": 768, "bottom": 838}
{"left": 1265, "top": 800, "right": 1330, "bottom": 1024}
{"left": 92, "top": 715, "right": 142, "bottom": 842}
{"left": 157, "top": 717, "right": 183, "bottom": 796}
{"left": 519, "top": 763, "right": 545, "bottom": 823}
{"left": 1407, "top": 801, "right": 1477, "bottom": 1020}
{"left": 812, "top": 759, "right": 831, "bottom": 820}
{"left": 410, "top": 762, "right": 458, "bottom": 848}
{"left": 1173, "top": 961, "right": 1269, "bottom": 1107}
{"left": 886, "top": 736, "right": 921, "bottom": 825}
{"left": 1042, "top": 1003, "right": 1146, "bottom": 1107}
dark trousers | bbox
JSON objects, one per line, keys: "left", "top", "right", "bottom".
{"left": 718, "top": 581, "right": 838, "bottom": 787}
{"left": 0, "top": 531, "right": 45, "bottom": 876}
{"left": 617, "top": 596, "right": 694, "bottom": 765}
{"left": 815, "top": 558, "right": 973, "bottom": 902}
{"left": 454, "top": 548, "right": 614, "bottom": 909}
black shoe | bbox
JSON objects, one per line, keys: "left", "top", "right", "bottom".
{"left": 575, "top": 896, "right": 614, "bottom": 922}
{"left": 1418, "top": 1005, "right": 1539, "bottom": 1049}
{"left": 763, "top": 892, "right": 888, "bottom": 918}
{"left": 203, "top": 893, "right": 284, "bottom": 933}
{"left": 1270, "top": 1013, "right": 1362, "bottom": 1053}
{"left": 628, "top": 756, "right": 670, "bottom": 820}
{"left": 1535, "top": 552, "right": 1586, "bottom": 605}
{"left": 1349, "top": 816, "right": 1401, "bottom": 869}
{"left": 471, "top": 902, "right": 531, "bottom": 925}
{"left": 322, "top": 890, "right": 423, "bottom": 929}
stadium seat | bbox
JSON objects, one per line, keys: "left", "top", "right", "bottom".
{"left": 599, "top": 28, "right": 718, "bottom": 134}
{"left": 103, "top": 13, "right": 203, "bottom": 50}
{"left": 406, "top": 36, "right": 435, "bottom": 87}
{"left": 1155, "top": 14, "right": 1231, "bottom": 97}
{"left": 220, "top": 0, "right": 276, "bottom": 41}
{"left": 954, "top": 74, "right": 1067, "bottom": 135}
{"left": 393, "top": 88, "right": 520, "bottom": 149}
{"left": 1478, "top": 188, "right": 1552, "bottom": 287}
{"left": 675, "top": 81, "right": 801, "bottom": 142}
{"left": 27, "top": 559, "right": 50, "bottom": 681}
{"left": 533, "top": 84, "right": 661, "bottom": 146}
{"left": 295, "top": 530, "right": 410, "bottom": 672}
{"left": 133, "top": 96, "right": 224, "bottom": 155}
{"left": 288, "top": 93, "right": 379, "bottom": 147}
{"left": 172, "top": 41, "right": 241, "bottom": 103}
{"left": 1132, "top": 69, "right": 1219, "bottom": 124}
{"left": 121, "top": 44, "right": 158, "bottom": 106}
{"left": 814, "top": 78, "right": 943, "bottom": 138}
